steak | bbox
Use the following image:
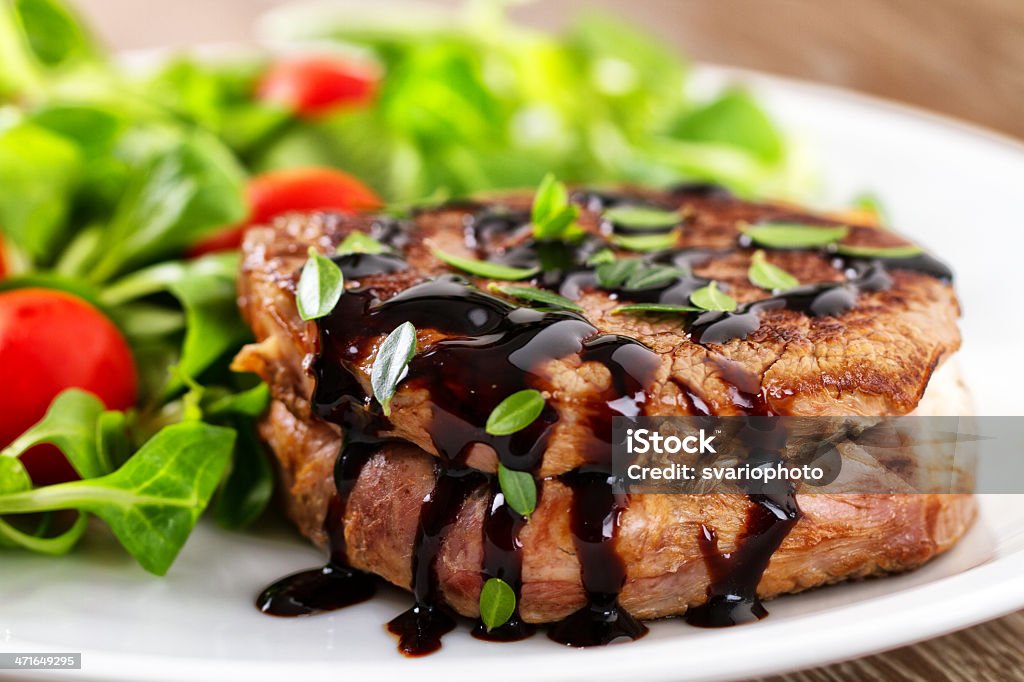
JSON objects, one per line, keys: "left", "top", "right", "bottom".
{"left": 234, "top": 185, "right": 973, "bottom": 648}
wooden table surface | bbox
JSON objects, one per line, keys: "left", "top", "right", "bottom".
{"left": 66, "top": 1, "right": 1024, "bottom": 679}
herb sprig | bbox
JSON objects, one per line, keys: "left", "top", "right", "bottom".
{"left": 532, "top": 173, "right": 581, "bottom": 240}
{"left": 485, "top": 390, "right": 544, "bottom": 517}
{"left": 479, "top": 577, "right": 516, "bottom": 631}
{"left": 430, "top": 246, "right": 538, "bottom": 281}
{"left": 603, "top": 205, "right": 681, "bottom": 230}
{"left": 741, "top": 223, "right": 849, "bottom": 249}
{"left": 336, "top": 232, "right": 386, "bottom": 255}
{"left": 612, "top": 231, "right": 679, "bottom": 252}
{"left": 485, "top": 389, "right": 546, "bottom": 436}
{"left": 748, "top": 250, "right": 798, "bottom": 291}
{"left": 296, "top": 247, "right": 345, "bottom": 320}
{"left": 370, "top": 322, "right": 418, "bottom": 416}
{"left": 835, "top": 243, "right": 923, "bottom": 258}
{"left": 610, "top": 303, "right": 701, "bottom": 315}
{"left": 497, "top": 464, "right": 537, "bottom": 517}
{"left": 488, "top": 284, "right": 583, "bottom": 312}
{"left": 690, "top": 281, "right": 737, "bottom": 312}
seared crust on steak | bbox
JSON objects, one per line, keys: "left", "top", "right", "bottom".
{"left": 261, "top": 399, "right": 976, "bottom": 622}
{"left": 236, "top": 191, "right": 962, "bottom": 477}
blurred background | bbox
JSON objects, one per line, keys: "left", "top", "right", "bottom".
{"left": 71, "top": 0, "right": 1024, "bottom": 140}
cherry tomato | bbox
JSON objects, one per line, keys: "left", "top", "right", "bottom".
{"left": 257, "top": 55, "right": 377, "bottom": 117}
{"left": 188, "top": 167, "right": 382, "bottom": 257}
{"left": 0, "top": 235, "right": 7, "bottom": 278}
{"left": 0, "top": 289, "right": 138, "bottom": 486}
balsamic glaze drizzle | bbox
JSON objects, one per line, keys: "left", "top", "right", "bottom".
{"left": 256, "top": 184, "right": 953, "bottom": 652}
{"left": 472, "top": 478, "right": 536, "bottom": 642}
{"left": 388, "top": 467, "right": 486, "bottom": 656}
{"left": 548, "top": 471, "right": 648, "bottom": 646}
{"left": 685, "top": 418, "right": 802, "bottom": 627}
{"left": 255, "top": 442, "right": 377, "bottom": 617}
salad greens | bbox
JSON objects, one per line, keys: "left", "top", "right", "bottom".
{"left": 0, "top": 419, "right": 235, "bottom": 575}
{"left": 0, "top": 0, "right": 807, "bottom": 575}
{"left": 261, "top": 6, "right": 811, "bottom": 200}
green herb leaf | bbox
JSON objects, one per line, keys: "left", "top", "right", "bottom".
{"left": 531, "top": 173, "right": 580, "bottom": 240}
{"left": 532, "top": 174, "right": 565, "bottom": 227}
{"left": 497, "top": 463, "right": 537, "bottom": 518}
{"left": 834, "top": 243, "right": 923, "bottom": 259}
{"left": 612, "top": 231, "right": 679, "bottom": 252}
{"left": 488, "top": 284, "right": 583, "bottom": 312}
{"left": 431, "top": 246, "right": 538, "bottom": 281}
{"left": 485, "top": 389, "right": 546, "bottom": 436}
{"left": 595, "top": 259, "right": 641, "bottom": 288}
{"left": 537, "top": 205, "right": 581, "bottom": 240}
{"left": 852, "top": 193, "right": 889, "bottom": 226}
{"left": 748, "top": 250, "right": 798, "bottom": 291}
{"left": 370, "top": 322, "right": 417, "bottom": 416}
{"left": 479, "top": 577, "right": 517, "bottom": 632}
{"left": 0, "top": 421, "right": 236, "bottom": 575}
{"left": 611, "top": 303, "right": 702, "bottom": 315}
{"left": 1, "top": 389, "right": 107, "bottom": 479}
{"left": 603, "top": 205, "right": 680, "bottom": 230}
{"left": 741, "top": 223, "right": 849, "bottom": 249}
{"left": 296, "top": 247, "right": 345, "bottom": 321}
{"left": 623, "top": 264, "right": 685, "bottom": 290}
{"left": 690, "top": 281, "right": 738, "bottom": 312}
{"left": 586, "top": 248, "right": 616, "bottom": 266}
{"left": 336, "top": 232, "right": 386, "bottom": 255}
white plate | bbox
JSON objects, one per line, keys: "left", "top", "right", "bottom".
{"left": 3, "top": 65, "right": 1024, "bottom": 682}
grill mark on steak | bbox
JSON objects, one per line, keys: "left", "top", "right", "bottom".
{"left": 236, "top": 184, "right": 964, "bottom": 654}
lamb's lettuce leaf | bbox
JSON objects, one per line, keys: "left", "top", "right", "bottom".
{"left": 0, "top": 421, "right": 235, "bottom": 575}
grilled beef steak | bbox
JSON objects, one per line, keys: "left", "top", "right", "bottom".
{"left": 234, "top": 186, "right": 973, "bottom": 651}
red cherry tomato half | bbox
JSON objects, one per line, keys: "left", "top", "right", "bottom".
{"left": 257, "top": 55, "right": 378, "bottom": 117}
{"left": 0, "top": 289, "right": 138, "bottom": 486}
{"left": 188, "top": 167, "right": 383, "bottom": 257}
